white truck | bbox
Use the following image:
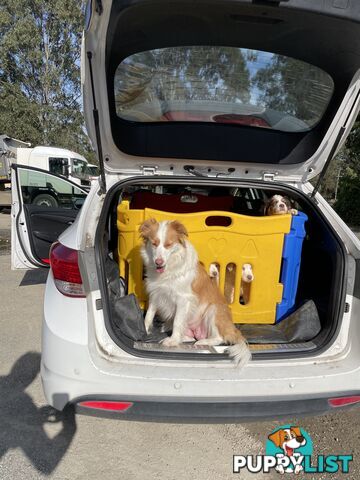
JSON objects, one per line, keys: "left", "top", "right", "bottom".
{"left": 0, "top": 135, "right": 30, "bottom": 189}
{"left": 0, "top": 135, "right": 92, "bottom": 190}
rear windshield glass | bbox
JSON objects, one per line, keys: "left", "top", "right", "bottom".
{"left": 114, "top": 46, "right": 334, "bottom": 133}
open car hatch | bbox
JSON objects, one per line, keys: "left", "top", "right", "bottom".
{"left": 83, "top": 0, "right": 360, "bottom": 183}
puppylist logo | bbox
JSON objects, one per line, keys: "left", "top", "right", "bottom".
{"left": 233, "top": 425, "right": 353, "bottom": 475}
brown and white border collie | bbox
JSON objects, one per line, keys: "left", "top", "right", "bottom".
{"left": 139, "top": 219, "right": 251, "bottom": 368}
{"left": 264, "top": 194, "right": 298, "bottom": 216}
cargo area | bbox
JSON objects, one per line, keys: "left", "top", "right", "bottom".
{"left": 96, "top": 178, "right": 346, "bottom": 359}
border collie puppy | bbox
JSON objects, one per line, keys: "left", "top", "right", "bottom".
{"left": 264, "top": 195, "right": 298, "bottom": 216}
{"left": 140, "top": 219, "right": 251, "bottom": 368}
{"left": 240, "top": 263, "right": 254, "bottom": 305}
{"left": 210, "top": 263, "right": 254, "bottom": 305}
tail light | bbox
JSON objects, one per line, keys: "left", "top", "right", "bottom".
{"left": 78, "top": 401, "right": 133, "bottom": 412}
{"left": 328, "top": 396, "right": 360, "bottom": 408}
{"left": 50, "top": 242, "right": 85, "bottom": 297}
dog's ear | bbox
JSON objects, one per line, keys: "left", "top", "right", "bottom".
{"left": 264, "top": 197, "right": 273, "bottom": 216}
{"left": 268, "top": 429, "right": 283, "bottom": 447}
{"left": 283, "top": 196, "right": 292, "bottom": 211}
{"left": 169, "top": 220, "right": 188, "bottom": 245}
{"left": 263, "top": 199, "right": 269, "bottom": 215}
{"left": 139, "top": 218, "right": 158, "bottom": 241}
{"left": 290, "top": 426, "right": 302, "bottom": 438}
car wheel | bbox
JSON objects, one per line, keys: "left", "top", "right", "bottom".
{"left": 32, "top": 194, "right": 58, "bottom": 208}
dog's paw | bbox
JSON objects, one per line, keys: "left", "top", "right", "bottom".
{"left": 275, "top": 466, "right": 285, "bottom": 475}
{"left": 161, "top": 336, "right": 180, "bottom": 347}
{"left": 290, "top": 208, "right": 298, "bottom": 215}
{"left": 294, "top": 465, "right": 303, "bottom": 474}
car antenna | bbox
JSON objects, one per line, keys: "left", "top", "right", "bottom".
{"left": 87, "top": 51, "right": 106, "bottom": 195}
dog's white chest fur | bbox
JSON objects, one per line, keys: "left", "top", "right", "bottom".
{"left": 145, "top": 270, "right": 197, "bottom": 320}
{"left": 142, "top": 239, "right": 199, "bottom": 321}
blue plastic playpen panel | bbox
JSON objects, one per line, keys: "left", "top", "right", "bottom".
{"left": 276, "top": 212, "right": 308, "bottom": 323}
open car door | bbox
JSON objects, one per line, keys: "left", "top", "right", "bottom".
{"left": 11, "top": 164, "right": 88, "bottom": 269}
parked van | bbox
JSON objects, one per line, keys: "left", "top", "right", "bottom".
{"left": 10, "top": 0, "right": 360, "bottom": 420}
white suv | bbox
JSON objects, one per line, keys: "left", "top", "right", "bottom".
{"left": 11, "top": 0, "right": 360, "bottom": 419}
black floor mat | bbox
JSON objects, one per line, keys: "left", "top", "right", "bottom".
{"left": 239, "top": 300, "right": 321, "bottom": 344}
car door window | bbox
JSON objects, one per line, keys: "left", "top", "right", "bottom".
{"left": 18, "top": 168, "right": 87, "bottom": 209}
{"left": 71, "top": 158, "right": 88, "bottom": 180}
{"left": 49, "top": 157, "right": 68, "bottom": 176}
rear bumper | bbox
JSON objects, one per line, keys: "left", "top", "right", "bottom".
{"left": 74, "top": 396, "right": 330, "bottom": 422}
{"left": 72, "top": 395, "right": 360, "bottom": 422}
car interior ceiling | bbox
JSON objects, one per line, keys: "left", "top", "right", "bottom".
{"left": 99, "top": 181, "right": 345, "bottom": 357}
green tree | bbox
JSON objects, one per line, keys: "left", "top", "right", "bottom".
{"left": 313, "top": 123, "right": 360, "bottom": 225}
{"left": 343, "top": 120, "right": 360, "bottom": 176}
{"left": 331, "top": 122, "right": 360, "bottom": 224}
{"left": 0, "top": 0, "right": 94, "bottom": 160}
{"left": 253, "top": 54, "right": 333, "bottom": 126}
{"left": 315, "top": 153, "right": 345, "bottom": 202}
{"left": 115, "top": 46, "right": 250, "bottom": 114}
{"left": 334, "top": 171, "right": 360, "bottom": 225}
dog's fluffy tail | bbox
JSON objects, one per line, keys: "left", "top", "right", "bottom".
{"left": 222, "top": 329, "right": 251, "bottom": 369}
{"left": 227, "top": 340, "right": 251, "bottom": 369}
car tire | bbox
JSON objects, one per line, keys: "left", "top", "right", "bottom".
{"left": 33, "top": 194, "right": 58, "bottom": 208}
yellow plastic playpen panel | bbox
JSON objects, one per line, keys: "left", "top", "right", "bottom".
{"left": 117, "top": 201, "right": 292, "bottom": 324}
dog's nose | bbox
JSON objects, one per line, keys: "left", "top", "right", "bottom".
{"left": 279, "top": 203, "right": 285, "bottom": 208}
{"left": 155, "top": 258, "right": 164, "bottom": 266}
{"left": 296, "top": 435, "right": 305, "bottom": 443}
{"left": 247, "top": 275, "right": 253, "bottom": 281}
